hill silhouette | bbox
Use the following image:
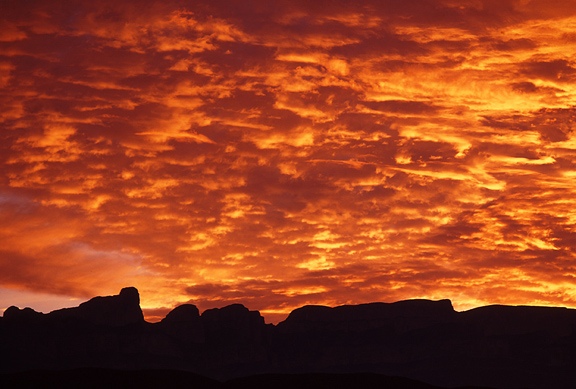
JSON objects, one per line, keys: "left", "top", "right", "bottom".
{"left": 0, "top": 368, "right": 497, "bottom": 389}
{"left": 1, "top": 287, "right": 575, "bottom": 388}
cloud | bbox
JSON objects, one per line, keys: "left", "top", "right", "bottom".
{"left": 522, "top": 59, "right": 576, "bottom": 83}
{"left": 2, "top": 0, "right": 576, "bottom": 323}
{"left": 362, "top": 100, "right": 441, "bottom": 115}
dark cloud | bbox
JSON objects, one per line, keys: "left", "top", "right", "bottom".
{"left": 522, "top": 59, "right": 576, "bottom": 83}
{"left": 510, "top": 81, "right": 540, "bottom": 93}
{"left": 362, "top": 100, "right": 440, "bottom": 115}
{"left": 490, "top": 38, "right": 538, "bottom": 52}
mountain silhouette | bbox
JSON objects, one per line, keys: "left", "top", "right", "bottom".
{"left": 2, "top": 287, "right": 575, "bottom": 388}
{"left": 0, "top": 368, "right": 494, "bottom": 389}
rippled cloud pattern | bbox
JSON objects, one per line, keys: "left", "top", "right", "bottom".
{"left": 1, "top": 0, "right": 576, "bottom": 322}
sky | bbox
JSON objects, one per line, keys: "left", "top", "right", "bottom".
{"left": 1, "top": 0, "right": 576, "bottom": 323}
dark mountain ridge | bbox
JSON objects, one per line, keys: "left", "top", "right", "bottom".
{"left": 2, "top": 287, "right": 575, "bottom": 388}
{"left": 1, "top": 368, "right": 496, "bottom": 389}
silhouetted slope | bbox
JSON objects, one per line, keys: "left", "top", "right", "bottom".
{"left": 1, "top": 287, "right": 149, "bottom": 372}
{"left": 3, "top": 286, "right": 143, "bottom": 327}
{"left": 49, "top": 286, "right": 144, "bottom": 326}
{"left": 159, "top": 303, "right": 204, "bottom": 343}
{"left": 2, "top": 287, "right": 576, "bottom": 388}
{"left": 0, "top": 368, "right": 221, "bottom": 389}
{"left": 0, "top": 369, "right": 502, "bottom": 389}
{"left": 277, "top": 300, "right": 456, "bottom": 336}
{"left": 273, "top": 301, "right": 576, "bottom": 388}
{"left": 226, "top": 372, "right": 463, "bottom": 389}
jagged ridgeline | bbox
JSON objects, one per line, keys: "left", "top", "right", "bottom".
{"left": 2, "top": 287, "right": 576, "bottom": 388}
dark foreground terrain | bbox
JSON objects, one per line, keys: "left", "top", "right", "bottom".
{"left": 2, "top": 287, "right": 575, "bottom": 388}
{"left": 0, "top": 368, "right": 501, "bottom": 389}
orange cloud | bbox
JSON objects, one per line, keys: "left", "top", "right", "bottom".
{"left": 1, "top": 0, "right": 576, "bottom": 323}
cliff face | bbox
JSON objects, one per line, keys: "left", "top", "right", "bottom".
{"left": 2, "top": 288, "right": 576, "bottom": 389}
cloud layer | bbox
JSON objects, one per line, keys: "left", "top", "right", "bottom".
{"left": 1, "top": 0, "right": 576, "bottom": 322}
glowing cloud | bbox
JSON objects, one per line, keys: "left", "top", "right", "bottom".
{"left": 1, "top": 0, "right": 576, "bottom": 323}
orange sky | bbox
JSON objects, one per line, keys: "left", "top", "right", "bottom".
{"left": 1, "top": 0, "right": 576, "bottom": 323}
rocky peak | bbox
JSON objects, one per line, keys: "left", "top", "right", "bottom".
{"left": 202, "top": 304, "right": 258, "bottom": 321}
{"left": 161, "top": 304, "right": 200, "bottom": 324}
{"left": 2, "top": 306, "right": 43, "bottom": 321}
{"left": 49, "top": 287, "right": 144, "bottom": 327}
{"left": 201, "top": 304, "right": 267, "bottom": 344}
